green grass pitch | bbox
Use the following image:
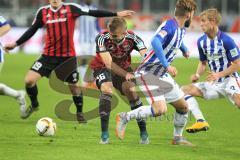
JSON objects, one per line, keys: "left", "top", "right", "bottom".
{"left": 0, "top": 53, "right": 240, "bottom": 160}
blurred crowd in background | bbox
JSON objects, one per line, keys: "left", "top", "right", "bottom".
{"left": 0, "top": 0, "right": 240, "bottom": 32}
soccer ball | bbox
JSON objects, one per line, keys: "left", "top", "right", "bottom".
{"left": 36, "top": 117, "right": 57, "bottom": 136}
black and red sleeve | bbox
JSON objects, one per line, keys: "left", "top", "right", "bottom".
{"left": 70, "top": 4, "right": 117, "bottom": 18}
{"left": 95, "top": 34, "right": 107, "bottom": 53}
{"left": 131, "top": 32, "right": 147, "bottom": 51}
{"left": 16, "top": 8, "right": 44, "bottom": 46}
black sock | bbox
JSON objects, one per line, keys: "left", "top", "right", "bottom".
{"left": 99, "top": 93, "right": 112, "bottom": 133}
{"left": 73, "top": 94, "right": 83, "bottom": 113}
{"left": 26, "top": 85, "right": 39, "bottom": 108}
{"left": 130, "top": 97, "right": 147, "bottom": 133}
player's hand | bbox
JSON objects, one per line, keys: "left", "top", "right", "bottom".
{"left": 191, "top": 74, "right": 200, "bottom": 83}
{"left": 117, "top": 10, "right": 135, "bottom": 17}
{"left": 125, "top": 72, "right": 135, "bottom": 81}
{"left": 4, "top": 42, "right": 17, "bottom": 53}
{"left": 183, "top": 51, "right": 190, "bottom": 59}
{"left": 166, "top": 65, "right": 177, "bottom": 77}
{"left": 206, "top": 71, "right": 221, "bottom": 82}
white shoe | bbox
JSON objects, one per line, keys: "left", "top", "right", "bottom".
{"left": 139, "top": 137, "right": 149, "bottom": 144}
{"left": 99, "top": 138, "right": 109, "bottom": 144}
{"left": 115, "top": 112, "right": 128, "bottom": 140}
{"left": 16, "top": 90, "right": 27, "bottom": 118}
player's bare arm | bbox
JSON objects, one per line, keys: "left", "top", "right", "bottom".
{"left": 191, "top": 60, "right": 207, "bottom": 82}
{"left": 139, "top": 49, "right": 147, "bottom": 57}
{"left": 207, "top": 59, "right": 240, "bottom": 82}
{"left": 99, "top": 51, "right": 134, "bottom": 80}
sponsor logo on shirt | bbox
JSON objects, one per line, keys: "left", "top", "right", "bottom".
{"left": 46, "top": 18, "right": 67, "bottom": 24}
{"left": 230, "top": 48, "right": 239, "bottom": 58}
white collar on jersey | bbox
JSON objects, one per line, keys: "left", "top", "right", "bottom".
{"left": 50, "top": 2, "right": 63, "bottom": 12}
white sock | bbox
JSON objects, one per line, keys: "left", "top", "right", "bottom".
{"left": 126, "top": 105, "right": 153, "bottom": 121}
{"left": 185, "top": 95, "right": 205, "bottom": 121}
{"left": 0, "top": 83, "right": 19, "bottom": 98}
{"left": 173, "top": 112, "right": 188, "bottom": 137}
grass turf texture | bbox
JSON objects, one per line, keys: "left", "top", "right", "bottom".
{"left": 0, "top": 53, "right": 240, "bottom": 160}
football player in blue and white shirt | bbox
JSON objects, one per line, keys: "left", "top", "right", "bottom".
{"left": 182, "top": 8, "right": 240, "bottom": 133}
{"left": 0, "top": 16, "right": 27, "bottom": 118}
{"left": 116, "top": 0, "right": 197, "bottom": 146}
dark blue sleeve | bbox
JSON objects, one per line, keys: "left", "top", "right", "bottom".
{"left": 151, "top": 35, "right": 169, "bottom": 68}
{"left": 223, "top": 35, "right": 240, "bottom": 62}
{"left": 197, "top": 39, "right": 207, "bottom": 62}
{"left": 180, "top": 43, "right": 188, "bottom": 54}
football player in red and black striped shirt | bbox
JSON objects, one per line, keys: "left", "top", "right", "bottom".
{"left": 90, "top": 17, "right": 148, "bottom": 144}
{"left": 4, "top": 0, "right": 134, "bottom": 121}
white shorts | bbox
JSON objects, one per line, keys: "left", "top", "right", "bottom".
{"left": 194, "top": 77, "right": 240, "bottom": 105}
{"left": 135, "top": 71, "right": 184, "bottom": 105}
{"left": 75, "top": 43, "right": 96, "bottom": 56}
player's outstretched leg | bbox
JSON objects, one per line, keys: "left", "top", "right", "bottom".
{"left": 116, "top": 104, "right": 156, "bottom": 140}
{"left": 0, "top": 83, "right": 27, "bottom": 118}
{"left": 184, "top": 95, "right": 209, "bottom": 133}
{"left": 17, "top": 90, "right": 28, "bottom": 118}
{"left": 129, "top": 98, "right": 149, "bottom": 144}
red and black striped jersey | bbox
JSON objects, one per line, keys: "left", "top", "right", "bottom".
{"left": 90, "top": 30, "right": 146, "bottom": 70}
{"left": 16, "top": 3, "right": 117, "bottom": 57}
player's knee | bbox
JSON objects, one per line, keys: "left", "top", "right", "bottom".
{"left": 100, "top": 84, "right": 113, "bottom": 95}
{"left": 122, "top": 82, "right": 135, "bottom": 93}
{"left": 152, "top": 104, "right": 167, "bottom": 116}
{"left": 175, "top": 103, "right": 189, "bottom": 114}
{"left": 25, "top": 77, "right": 37, "bottom": 87}
{"left": 181, "top": 85, "right": 191, "bottom": 94}
{"left": 177, "top": 106, "right": 189, "bottom": 114}
{"left": 235, "top": 99, "right": 240, "bottom": 109}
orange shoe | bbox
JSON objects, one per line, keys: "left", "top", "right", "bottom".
{"left": 186, "top": 121, "right": 210, "bottom": 133}
{"left": 115, "top": 113, "right": 128, "bottom": 140}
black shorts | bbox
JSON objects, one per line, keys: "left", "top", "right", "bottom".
{"left": 30, "top": 55, "right": 79, "bottom": 84}
{"left": 93, "top": 68, "right": 135, "bottom": 95}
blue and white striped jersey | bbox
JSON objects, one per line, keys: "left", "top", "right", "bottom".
{"left": 78, "top": 3, "right": 101, "bottom": 44}
{"left": 0, "top": 16, "right": 9, "bottom": 63}
{"left": 142, "top": 18, "right": 186, "bottom": 65}
{"left": 197, "top": 31, "right": 240, "bottom": 81}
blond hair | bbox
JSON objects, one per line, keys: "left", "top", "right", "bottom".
{"left": 200, "top": 8, "right": 222, "bottom": 25}
{"left": 175, "top": 0, "right": 197, "bottom": 17}
{"left": 107, "top": 17, "right": 127, "bottom": 33}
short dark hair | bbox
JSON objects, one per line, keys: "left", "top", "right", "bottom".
{"left": 107, "top": 17, "right": 127, "bottom": 33}
{"left": 175, "top": 0, "right": 197, "bottom": 17}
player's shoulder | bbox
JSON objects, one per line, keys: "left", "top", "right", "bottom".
{"left": 126, "top": 30, "right": 137, "bottom": 38}
{"left": 197, "top": 34, "right": 207, "bottom": 44}
{"left": 63, "top": 2, "right": 81, "bottom": 8}
{"left": 35, "top": 5, "right": 51, "bottom": 15}
{"left": 219, "top": 31, "right": 234, "bottom": 42}
{"left": 157, "top": 18, "right": 176, "bottom": 34}
{"left": 0, "top": 16, "right": 7, "bottom": 26}
{"left": 96, "top": 30, "right": 110, "bottom": 42}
